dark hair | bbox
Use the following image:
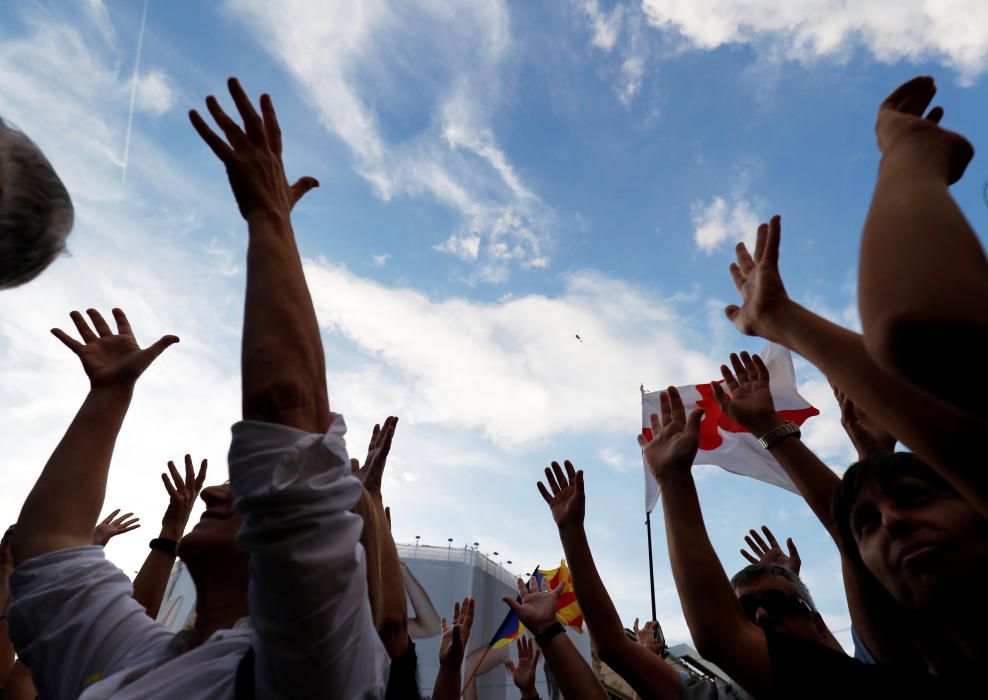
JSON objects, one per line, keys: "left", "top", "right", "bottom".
{"left": 730, "top": 563, "right": 816, "bottom": 611}
{"left": 833, "top": 451, "right": 957, "bottom": 562}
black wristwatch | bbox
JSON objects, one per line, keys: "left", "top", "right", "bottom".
{"left": 533, "top": 621, "right": 565, "bottom": 648}
{"left": 149, "top": 537, "right": 178, "bottom": 556}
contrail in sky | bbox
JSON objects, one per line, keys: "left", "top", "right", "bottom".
{"left": 121, "top": 0, "right": 150, "bottom": 184}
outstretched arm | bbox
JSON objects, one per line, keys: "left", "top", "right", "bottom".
{"left": 723, "top": 215, "right": 988, "bottom": 519}
{"left": 432, "top": 597, "right": 475, "bottom": 700}
{"left": 504, "top": 578, "right": 607, "bottom": 700}
{"left": 133, "top": 455, "right": 206, "bottom": 618}
{"left": 640, "top": 388, "right": 772, "bottom": 698}
{"left": 12, "top": 309, "right": 177, "bottom": 565}
{"left": 402, "top": 561, "right": 442, "bottom": 639}
{"left": 537, "top": 461, "right": 681, "bottom": 699}
{"left": 859, "top": 76, "right": 987, "bottom": 415}
{"left": 716, "top": 353, "right": 924, "bottom": 666}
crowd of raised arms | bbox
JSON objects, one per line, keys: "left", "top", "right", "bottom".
{"left": 0, "top": 74, "right": 985, "bottom": 699}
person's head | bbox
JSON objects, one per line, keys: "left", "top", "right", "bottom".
{"left": 0, "top": 118, "right": 73, "bottom": 289}
{"left": 177, "top": 483, "right": 248, "bottom": 583}
{"left": 731, "top": 564, "right": 831, "bottom": 645}
{"left": 834, "top": 452, "right": 988, "bottom": 614}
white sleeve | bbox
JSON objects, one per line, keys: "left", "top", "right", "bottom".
{"left": 228, "top": 415, "right": 390, "bottom": 699}
{"left": 7, "top": 546, "right": 174, "bottom": 699}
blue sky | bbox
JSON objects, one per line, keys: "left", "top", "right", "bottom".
{"left": 2, "top": 0, "right": 988, "bottom": 652}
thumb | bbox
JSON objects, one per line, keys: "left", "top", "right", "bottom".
{"left": 710, "top": 381, "right": 730, "bottom": 412}
{"left": 502, "top": 596, "right": 522, "bottom": 615}
{"left": 685, "top": 407, "right": 705, "bottom": 436}
{"left": 505, "top": 660, "right": 516, "bottom": 673}
{"left": 142, "top": 335, "right": 179, "bottom": 365}
{"left": 289, "top": 176, "right": 319, "bottom": 206}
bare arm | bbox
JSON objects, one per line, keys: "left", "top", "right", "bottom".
{"left": 12, "top": 310, "right": 176, "bottom": 566}
{"left": 640, "top": 388, "right": 772, "bottom": 698}
{"left": 432, "top": 597, "right": 474, "bottom": 700}
{"left": 724, "top": 215, "right": 988, "bottom": 519}
{"left": 188, "top": 78, "right": 324, "bottom": 432}
{"left": 859, "top": 77, "right": 988, "bottom": 416}
{"left": 133, "top": 456, "right": 206, "bottom": 618}
{"left": 538, "top": 462, "right": 682, "bottom": 699}
{"left": 504, "top": 576, "right": 607, "bottom": 700}
{"left": 4, "top": 661, "right": 36, "bottom": 700}
{"left": 402, "top": 561, "right": 442, "bottom": 639}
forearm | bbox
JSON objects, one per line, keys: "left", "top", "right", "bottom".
{"left": 767, "top": 300, "right": 988, "bottom": 517}
{"left": 242, "top": 213, "right": 329, "bottom": 432}
{"left": 431, "top": 666, "right": 460, "bottom": 700}
{"left": 403, "top": 565, "right": 441, "bottom": 638}
{"left": 860, "top": 146, "right": 988, "bottom": 407}
{"left": 4, "top": 661, "right": 36, "bottom": 699}
{"left": 558, "top": 523, "right": 681, "bottom": 698}
{"left": 0, "top": 621, "right": 13, "bottom": 686}
{"left": 540, "top": 633, "right": 607, "bottom": 700}
{"left": 13, "top": 386, "right": 132, "bottom": 565}
{"left": 132, "top": 542, "right": 177, "bottom": 619}
{"left": 372, "top": 499, "right": 409, "bottom": 657}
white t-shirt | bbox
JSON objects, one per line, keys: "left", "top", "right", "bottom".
{"left": 9, "top": 414, "right": 390, "bottom": 699}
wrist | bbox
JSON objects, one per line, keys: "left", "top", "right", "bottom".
{"left": 746, "top": 415, "right": 787, "bottom": 437}
{"left": 519, "top": 687, "right": 539, "bottom": 700}
{"left": 758, "top": 298, "right": 802, "bottom": 345}
{"left": 158, "top": 526, "right": 183, "bottom": 541}
{"left": 246, "top": 208, "right": 291, "bottom": 229}
{"left": 89, "top": 383, "right": 135, "bottom": 402}
{"left": 654, "top": 465, "right": 693, "bottom": 489}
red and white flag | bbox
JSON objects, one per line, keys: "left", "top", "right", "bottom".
{"left": 641, "top": 344, "right": 819, "bottom": 513}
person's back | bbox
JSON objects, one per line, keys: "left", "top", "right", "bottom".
{"left": 0, "top": 118, "right": 73, "bottom": 288}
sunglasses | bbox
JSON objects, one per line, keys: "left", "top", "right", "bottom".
{"left": 738, "top": 589, "right": 813, "bottom": 622}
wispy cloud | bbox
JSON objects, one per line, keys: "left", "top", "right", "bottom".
{"left": 692, "top": 194, "right": 760, "bottom": 253}
{"left": 576, "top": 0, "right": 652, "bottom": 106}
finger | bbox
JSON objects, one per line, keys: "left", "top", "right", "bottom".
{"left": 259, "top": 93, "right": 283, "bottom": 155}
{"left": 926, "top": 105, "right": 944, "bottom": 124}
{"left": 114, "top": 512, "right": 135, "bottom": 525}
{"left": 564, "top": 460, "right": 577, "bottom": 484}
{"left": 227, "top": 77, "right": 265, "bottom": 144}
{"left": 730, "top": 353, "right": 749, "bottom": 385}
{"left": 120, "top": 518, "right": 141, "bottom": 530}
{"left": 161, "top": 472, "right": 177, "bottom": 498}
{"left": 205, "top": 95, "right": 246, "bottom": 146}
{"left": 551, "top": 578, "right": 567, "bottom": 597}
{"left": 750, "top": 528, "right": 770, "bottom": 552}
{"left": 551, "top": 461, "right": 568, "bottom": 490}
{"left": 787, "top": 537, "right": 800, "bottom": 562}
{"left": 725, "top": 304, "right": 741, "bottom": 322}
{"left": 685, "top": 407, "right": 704, "bottom": 437}
{"left": 195, "top": 459, "right": 208, "bottom": 491}
{"left": 659, "top": 391, "right": 671, "bottom": 427}
{"left": 111, "top": 308, "right": 134, "bottom": 339}
{"left": 516, "top": 577, "right": 527, "bottom": 597}
{"left": 741, "top": 549, "right": 758, "bottom": 565}
{"left": 649, "top": 412, "right": 661, "bottom": 438}
{"left": 575, "top": 469, "right": 585, "bottom": 496}
{"left": 534, "top": 649, "right": 541, "bottom": 664}
{"left": 51, "top": 328, "right": 83, "bottom": 353}
{"left": 454, "top": 600, "right": 461, "bottom": 621}
{"left": 728, "top": 262, "right": 745, "bottom": 289}
{"left": 753, "top": 222, "right": 767, "bottom": 261}
{"left": 633, "top": 617, "right": 640, "bottom": 633}
{"left": 667, "top": 386, "right": 686, "bottom": 426}
{"left": 463, "top": 597, "right": 475, "bottom": 629}
{"left": 761, "top": 525, "right": 780, "bottom": 550}
{"left": 544, "top": 466, "right": 561, "bottom": 494}
{"left": 898, "top": 77, "right": 936, "bottom": 115}
{"left": 502, "top": 596, "right": 522, "bottom": 615}
{"left": 537, "top": 481, "right": 554, "bottom": 505}
{"left": 736, "top": 241, "right": 755, "bottom": 273}
{"left": 87, "top": 309, "right": 113, "bottom": 338}
{"left": 764, "top": 215, "right": 782, "bottom": 265}
{"left": 70, "top": 310, "right": 98, "bottom": 343}
{"left": 289, "top": 176, "right": 320, "bottom": 206}
{"left": 142, "top": 335, "right": 180, "bottom": 365}
{"left": 350, "top": 458, "right": 360, "bottom": 474}
{"left": 740, "top": 351, "right": 757, "bottom": 381}
{"left": 752, "top": 354, "right": 770, "bottom": 383}
{"left": 744, "top": 534, "right": 762, "bottom": 555}
{"left": 377, "top": 416, "right": 397, "bottom": 462}
{"left": 167, "top": 460, "right": 184, "bottom": 490}
{"left": 384, "top": 506, "right": 392, "bottom": 530}
{"left": 184, "top": 454, "right": 196, "bottom": 492}
{"left": 720, "top": 364, "right": 740, "bottom": 393}
{"left": 882, "top": 76, "right": 934, "bottom": 109}
{"left": 441, "top": 617, "right": 448, "bottom": 634}
{"left": 711, "top": 380, "right": 730, "bottom": 412}
{"left": 102, "top": 508, "right": 120, "bottom": 525}
{"left": 189, "top": 109, "right": 234, "bottom": 161}
{"left": 368, "top": 423, "right": 381, "bottom": 453}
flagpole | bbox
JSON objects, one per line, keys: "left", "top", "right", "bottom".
{"left": 645, "top": 511, "right": 657, "bottom": 621}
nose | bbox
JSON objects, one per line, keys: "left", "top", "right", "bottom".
{"left": 754, "top": 607, "right": 773, "bottom": 627}
{"left": 881, "top": 505, "right": 917, "bottom": 540}
{"left": 200, "top": 484, "right": 231, "bottom": 507}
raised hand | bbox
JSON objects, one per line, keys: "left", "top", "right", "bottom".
{"left": 350, "top": 416, "right": 397, "bottom": 499}
{"left": 160, "top": 454, "right": 208, "bottom": 540}
{"left": 739, "top": 525, "right": 801, "bottom": 575}
{"left": 189, "top": 77, "right": 319, "bottom": 221}
{"left": 711, "top": 352, "right": 783, "bottom": 436}
{"left": 724, "top": 215, "right": 791, "bottom": 341}
{"left": 505, "top": 635, "right": 540, "bottom": 696}
{"left": 537, "top": 460, "right": 585, "bottom": 530}
{"left": 875, "top": 76, "right": 972, "bottom": 184}
{"left": 636, "top": 386, "right": 704, "bottom": 483}
{"left": 438, "top": 596, "right": 475, "bottom": 669}
{"left": 92, "top": 509, "right": 140, "bottom": 547}
{"left": 633, "top": 617, "right": 668, "bottom": 658}
{"left": 830, "top": 382, "right": 896, "bottom": 461}
{"left": 503, "top": 575, "right": 566, "bottom": 635}
{"left": 52, "top": 309, "right": 178, "bottom": 389}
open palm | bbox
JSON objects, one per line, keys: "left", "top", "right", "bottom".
{"left": 637, "top": 386, "right": 704, "bottom": 482}
{"left": 711, "top": 352, "right": 777, "bottom": 432}
{"left": 537, "top": 460, "right": 585, "bottom": 528}
{"left": 725, "top": 216, "right": 791, "bottom": 341}
{"left": 52, "top": 308, "right": 178, "bottom": 388}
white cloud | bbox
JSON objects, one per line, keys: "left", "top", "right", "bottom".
{"left": 371, "top": 253, "right": 390, "bottom": 267}
{"left": 435, "top": 234, "right": 481, "bottom": 261}
{"left": 576, "top": 1, "right": 651, "bottom": 106}
{"left": 579, "top": 0, "right": 625, "bottom": 51}
{"left": 692, "top": 195, "right": 760, "bottom": 253}
{"left": 598, "top": 447, "right": 629, "bottom": 473}
{"left": 642, "top": 0, "right": 988, "bottom": 84}
{"left": 135, "top": 69, "right": 177, "bottom": 115}
{"left": 224, "top": 0, "right": 550, "bottom": 275}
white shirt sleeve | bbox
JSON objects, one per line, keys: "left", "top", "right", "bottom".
{"left": 228, "top": 414, "right": 390, "bottom": 699}
{"left": 7, "top": 546, "right": 175, "bottom": 699}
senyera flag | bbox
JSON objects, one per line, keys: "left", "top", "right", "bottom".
{"left": 486, "top": 560, "right": 585, "bottom": 650}
{"left": 641, "top": 344, "right": 819, "bottom": 513}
